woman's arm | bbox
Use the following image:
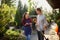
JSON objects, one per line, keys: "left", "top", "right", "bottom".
{"left": 22, "top": 19, "right": 25, "bottom": 26}
{"left": 30, "top": 18, "right": 32, "bottom": 23}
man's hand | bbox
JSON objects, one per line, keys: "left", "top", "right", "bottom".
{"left": 35, "top": 24, "right": 39, "bottom": 27}
{"left": 44, "top": 25, "right": 47, "bottom": 30}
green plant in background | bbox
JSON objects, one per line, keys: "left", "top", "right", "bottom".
{"left": 5, "top": 29, "right": 20, "bottom": 36}
{"left": 15, "top": 0, "right": 27, "bottom": 27}
{"left": 51, "top": 9, "right": 60, "bottom": 27}
{"left": 0, "top": 0, "right": 16, "bottom": 38}
{"left": 28, "top": 0, "right": 32, "bottom": 12}
{"left": 46, "top": 9, "right": 60, "bottom": 27}
{"left": 29, "top": 7, "right": 36, "bottom": 15}
{"left": 56, "top": 20, "right": 60, "bottom": 27}
{"left": 45, "top": 14, "right": 51, "bottom": 23}
{"left": 55, "top": 9, "right": 60, "bottom": 27}
{"left": 9, "top": 21, "right": 17, "bottom": 26}
{"left": 0, "top": 4, "right": 16, "bottom": 34}
{"left": 4, "top": 29, "right": 26, "bottom": 40}
{"left": 1, "top": 0, "right": 16, "bottom": 6}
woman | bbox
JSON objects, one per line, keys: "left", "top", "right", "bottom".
{"left": 22, "top": 12, "right": 32, "bottom": 40}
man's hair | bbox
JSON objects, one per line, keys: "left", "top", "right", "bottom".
{"left": 36, "top": 8, "right": 41, "bottom": 12}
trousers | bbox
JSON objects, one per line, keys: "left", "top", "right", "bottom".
{"left": 37, "top": 31, "right": 44, "bottom": 40}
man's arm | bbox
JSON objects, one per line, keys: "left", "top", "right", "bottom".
{"left": 36, "top": 16, "right": 40, "bottom": 27}
{"left": 43, "top": 16, "right": 48, "bottom": 30}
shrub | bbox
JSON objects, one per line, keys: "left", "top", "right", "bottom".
{"left": 4, "top": 29, "right": 26, "bottom": 40}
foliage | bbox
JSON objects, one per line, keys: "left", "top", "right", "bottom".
{"left": 29, "top": 7, "right": 36, "bottom": 15}
{"left": 56, "top": 20, "right": 60, "bottom": 27}
{"left": 15, "top": 0, "right": 36, "bottom": 27}
{"left": 45, "top": 13, "right": 52, "bottom": 23}
{"left": 0, "top": 3, "right": 16, "bottom": 37}
{"left": 5, "top": 29, "right": 20, "bottom": 36}
{"left": 28, "top": 0, "right": 34, "bottom": 12}
{"left": 0, "top": 0, "right": 26, "bottom": 37}
{"left": 55, "top": 10, "right": 60, "bottom": 27}
{"left": 15, "top": 0, "right": 27, "bottom": 27}
{"left": 4, "top": 29, "right": 26, "bottom": 40}
{"left": 46, "top": 9, "right": 60, "bottom": 27}
{"left": 8, "top": 21, "right": 17, "bottom": 26}
{"left": 1, "top": 0, "right": 16, "bottom": 6}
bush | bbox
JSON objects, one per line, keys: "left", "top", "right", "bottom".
{"left": 8, "top": 21, "right": 17, "bottom": 26}
{"left": 0, "top": 4, "right": 16, "bottom": 37}
{"left": 4, "top": 29, "right": 26, "bottom": 40}
{"left": 56, "top": 20, "right": 60, "bottom": 27}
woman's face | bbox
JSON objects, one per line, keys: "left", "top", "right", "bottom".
{"left": 25, "top": 13, "right": 29, "bottom": 19}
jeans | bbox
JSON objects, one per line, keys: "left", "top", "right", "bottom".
{"left": 26, "top": 35, "right": 31, "bottom": 40}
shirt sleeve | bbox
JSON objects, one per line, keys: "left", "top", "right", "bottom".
{"left": 37, "top": 15, "right": 40, "bottom": 25}
{"left": 43, "top": 16, "right": 49, "bottom": 26}
{"left": 36, "top": 16, "right": 38, "bottom": 24}
{"left": 30, "top": 18, "right": 32, "bottom": 23}
{"left": 22, "top": 19, "right": 25, "bottom": 26}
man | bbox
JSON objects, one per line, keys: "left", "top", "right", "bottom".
{"left": 36, "top": 8, "right": 48, "bottom": 40}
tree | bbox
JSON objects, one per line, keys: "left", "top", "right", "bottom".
{"left": 29, "top": 7, "right": 36, "bottom": 15}
{"left": 28, "top": 0, "right": 33, "bottom": 13}
{"left": 15, "top": 0, "right": 22, "bottom": 27}
{"left": 22, "top": 4, "right": 28, "bottom": 14}
{"left": 1, "top": 0, "right": 16, "bottom": 22}
{"left": 15, "top": 0, "right": 27, "bottom": 27}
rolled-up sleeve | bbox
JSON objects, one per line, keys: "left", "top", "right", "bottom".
{"left": 30, "top": 18, "right": 32, "bottom": 23}
{"left": 36, "top": 15, "right": 40, "bottom": 25}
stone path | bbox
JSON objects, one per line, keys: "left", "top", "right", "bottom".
{"left": 31, "top": 31, "right": 38, "bottom": 40}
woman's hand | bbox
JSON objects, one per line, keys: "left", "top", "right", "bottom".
{"left": 25, "top": 23, "right": 32, "bottom": 26}
{"left": 29, "top": 23, "right": 32, "bottom": 25}
{"left": 25, "top": 23, "right": 29, "bottom": 26}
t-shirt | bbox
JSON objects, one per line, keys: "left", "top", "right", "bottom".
{"left": 36, "top": 14, "right": 48, "bottom": 31}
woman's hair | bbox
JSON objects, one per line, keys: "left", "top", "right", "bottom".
{"left": 36, "top": 8, "right": 41, "bottom": 12}
{"left": 22, "top": 12, "right": 27, "bottom": 20}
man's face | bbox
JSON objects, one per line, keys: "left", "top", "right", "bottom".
{"left": 36, "top": 10, "right": 41, "bottom": 15}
